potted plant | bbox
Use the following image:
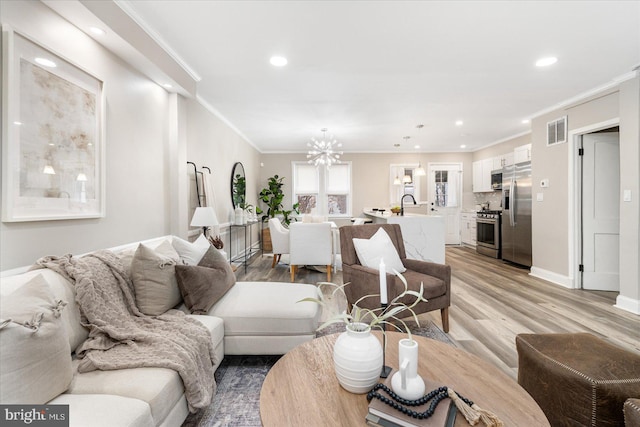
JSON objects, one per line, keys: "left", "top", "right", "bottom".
{"left": 256, "top": 174, "right": 300, "bottom": 251}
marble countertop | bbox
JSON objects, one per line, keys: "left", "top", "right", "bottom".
{"left": 363, "top": 210, "right": 441, "bottom": 219}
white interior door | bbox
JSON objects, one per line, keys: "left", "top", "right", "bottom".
{"left": 582, "top": 132, "right": 620, "bottom": 291}
{"left": 428, "top": 163, "right": 462, "bottom": 245}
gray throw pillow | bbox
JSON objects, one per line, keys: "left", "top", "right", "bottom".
{"left": 130, "top": 241, "right": 182, "bottom": 316}
{"left": 175, "top": 246, "right": 235, "bottom": 315}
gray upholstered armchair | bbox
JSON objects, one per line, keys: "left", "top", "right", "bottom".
{"left": 339, "top": 223, "right": 451, "bottom": 332}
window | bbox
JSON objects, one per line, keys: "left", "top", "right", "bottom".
{"left": 389, "top": 164, "right": 421, "bottom": 205}
{"left": 293, "top": 162, "right": 352, "bottom": 217}
{"left": 433, "top": 170, "right": 449, "bottom": 207}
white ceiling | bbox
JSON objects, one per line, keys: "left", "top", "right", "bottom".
{"left": 117, "top": 1, "right": 639, "bottom": 153}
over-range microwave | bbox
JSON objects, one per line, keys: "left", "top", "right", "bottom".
{"left": 491, "top": 170, "right": 502, "bottom": 190}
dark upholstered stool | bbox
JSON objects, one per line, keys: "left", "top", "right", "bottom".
{"left": 516, "top": 333, "right": 640, "bottom": 427}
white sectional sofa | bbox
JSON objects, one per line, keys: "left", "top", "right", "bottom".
{"left": 0, "top": 235, "right": 322, "bottom": 427}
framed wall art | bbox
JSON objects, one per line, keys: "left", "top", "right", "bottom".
{"left": 2, "top": 27, "right": 105, "bottom": 222}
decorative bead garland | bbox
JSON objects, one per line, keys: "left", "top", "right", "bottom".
{"left": 366, "top": 383, "right": 474, "bottom": 420}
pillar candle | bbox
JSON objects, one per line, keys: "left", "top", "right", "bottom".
{"left": 379, "top": 258, "right": 388, "bottom": 304}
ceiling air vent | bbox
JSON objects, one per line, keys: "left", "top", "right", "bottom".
{"left": 547, "top": 116, "right": 567, "bottom": 146}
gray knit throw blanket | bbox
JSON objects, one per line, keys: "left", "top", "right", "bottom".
{"left": 34, "top": 250, "right": 216, "bottom": 413}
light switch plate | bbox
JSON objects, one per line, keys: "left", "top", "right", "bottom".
{"left": 536, "top": 193, "right": 544, "bottom": 202}
{"left": 623, "top": 189, "right": 632, "bottom": 202}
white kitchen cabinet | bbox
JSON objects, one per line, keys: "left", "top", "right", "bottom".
{"left": 492, "top": 156, "right": 502, "bottom": 171}
{"left": 502, "top": 151, "right": 514, "bottom": 167}
{"left": 514, "top": 143, "right": 532, "bottom": 164}
{"left": 460, "top": 212, "right": 477, "bottom": 247}
{"left": 473, "top": 158, "right": 493, "bottom": 192}
{"left": 472, "top": 161, "right": 482, "bottom": 192}
{"left": 493, "top": 152, "right": 514, "bottom": 170}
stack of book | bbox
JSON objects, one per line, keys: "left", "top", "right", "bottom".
{"left": 366, "top": 376, "right": 457, "bottom": 427}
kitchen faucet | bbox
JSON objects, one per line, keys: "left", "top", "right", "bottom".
{"left": 400, "top": 194, "right": 416, "bottom": 216}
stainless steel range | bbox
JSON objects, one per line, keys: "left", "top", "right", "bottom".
{"left": 476, "top": 210, "right": 502, "bottom": 259}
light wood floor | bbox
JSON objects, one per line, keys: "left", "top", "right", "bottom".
{"left": 236, "top": 247, "right": 640, "bottom": 381}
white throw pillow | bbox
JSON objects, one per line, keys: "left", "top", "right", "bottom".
{"left": 352, "top": 228, "right": 406, "bottom": 273}
{"left": 171, "top": 236, "right": 210, "bottom": 266}
{"left": 130, "top": 241, "right": 182, "bottom": 315}
{"left": 0, "top": 274, "right": 73, "bottom": 404}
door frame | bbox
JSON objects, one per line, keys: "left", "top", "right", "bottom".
{"left": 569, "top": 118, "right": 620, "bottom": 289}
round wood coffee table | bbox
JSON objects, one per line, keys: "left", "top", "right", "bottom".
{"left": 260, "top": 331, "right": 549, "bottom": 426}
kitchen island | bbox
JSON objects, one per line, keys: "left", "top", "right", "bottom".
{"left": 363, "top": 210, "right": 445, "bottom": 264}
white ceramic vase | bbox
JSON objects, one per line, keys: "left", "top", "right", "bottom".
{"left": 234, "top": 207, "right": 244, "bottom": 225}
{"left": 333, "top": 322, "right": 383, "bottom": 394}
{"left": 391, "top": 338, "right": 425, "bottom": 400}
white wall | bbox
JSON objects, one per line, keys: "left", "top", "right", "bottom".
{"left": 531, "top": 92, "right": 619, "bottom": 279}
{"left": 185, "top": 99, "right": 261, "bottom": 255}
{"left": 526, "top": 80, "right": 640, "bottom": 314}
{"left": 1, "top": 1, "right": 171, "bottom": 270}
{"left": 0, "top": 1, "right": 261, "bottom": 270}
{"left": 617, "top": 76, "right": 640, "bottom": 313}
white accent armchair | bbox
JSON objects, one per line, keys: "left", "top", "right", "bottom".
{"left": 289, "top": 222, "right": 333, "bottom": 282}
{"left": 268, "top": 218, "right": 290, "bottom": 268}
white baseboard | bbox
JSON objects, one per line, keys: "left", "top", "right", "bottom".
{"left": 615, "top": 295, "right": 640, "bottom": 315}
{"left": 529, "top": 267, "right": 574, "bottom": 289}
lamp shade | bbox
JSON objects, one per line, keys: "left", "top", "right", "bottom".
{"left": 402, "top": 175, "right": 412, "bottom": 184}
{"left": 415, "top": 165, "right": 426, "bottom": 176}
{"left": 190, "top": 206, "right": 219, "bottom": 227}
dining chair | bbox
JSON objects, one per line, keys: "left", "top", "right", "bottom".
{"left": 289, "top": 222, "right": 333, "bottom": 281}
{"left": 268, "top": 217, "right": 289, "bottom": 268}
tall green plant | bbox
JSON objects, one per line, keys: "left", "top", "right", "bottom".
{"left": 256, "top": 174, "right": 300, "bottom": 226}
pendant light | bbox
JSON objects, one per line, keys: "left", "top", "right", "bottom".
{"left": 414, "top": 126, "right": 426, "bottom": 176}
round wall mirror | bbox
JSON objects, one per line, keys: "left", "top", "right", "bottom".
{"left": 231, "top": 162, "right": 246, "bottom": 209}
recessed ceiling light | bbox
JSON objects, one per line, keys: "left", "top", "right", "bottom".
{"left": 89, "top": 27, "right": 105, "bottom": 36}
{"left": 455, "top": 120, "right": 463, "bottom": 126}
{"left": 522, "top": 119, "right": 530, "bottom": 124}
{"left": 35, "top": 57, "right": 56, "bottom": 68}
{"left": 536, "top": 57, "right": 557, "bottom": 67}
{"left": 414, "top": 145, "right": 420, "bottom": 149}
{"left": 460, "top": 144, "right": 467, "bottom": 149}
{"left": 13, "top": 121, "right": 22, "bottom": 126}
{"left": 163, "top": 84, "right": 173, "bottom": 89}
{"left": 270, "top": 56, "right": 288, "bottom": 67}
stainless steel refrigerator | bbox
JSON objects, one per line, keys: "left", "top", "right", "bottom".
{"left": 502, "top": 162, "right": 532, "bottom": 267}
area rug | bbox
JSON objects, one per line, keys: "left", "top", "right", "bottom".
{"left": 182, "top": 321, "right": 454, "bottom": 427}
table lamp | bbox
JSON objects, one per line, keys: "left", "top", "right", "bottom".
{"left": 190, "top": 206, "right": 219, "bottom": 238}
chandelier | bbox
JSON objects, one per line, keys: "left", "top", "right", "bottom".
{"left": 307, "top": 128, "right": 343, "bottom": 167}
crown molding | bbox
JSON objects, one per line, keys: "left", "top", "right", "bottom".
{"left": 195, "top": 95, "right": 260, "bottom": 152}
{"left": 530, "top": 70, "right": 638, "bottom": 120}
{"left": 115, "top": 0, "right": 201, "bottom": 82}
